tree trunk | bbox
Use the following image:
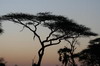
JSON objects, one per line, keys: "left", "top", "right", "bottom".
{"left": 37, "top": 48, "right": 44, "bottom": 66}
{"left": 70, "top": 53, "right": 77, "bottom": 66}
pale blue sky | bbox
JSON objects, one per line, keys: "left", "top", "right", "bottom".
{"left": 0, "top": 0, "right": 100, "bottom": 66}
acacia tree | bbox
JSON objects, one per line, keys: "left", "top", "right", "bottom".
{"left": 79, "top": 38, "right": 100, "bottom": 66}
{"left": 0, "top": 12, "right": 97, "bottom": 66}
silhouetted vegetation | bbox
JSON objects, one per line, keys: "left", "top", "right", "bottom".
{"left": 58, "top": 46, "right": 80, "bottom": 66}
{"left": 79, "top": 38, "right": 100, "bottom": 66}
{"left": 0, "top": 21, "right": 3, "bottom": 34}
{"left": 58, "top": 47, "right": 71, "bottom": 66}
{"left": 0, "top": 12, "right": 97, "bottom": 66}
{"left": 0, "top": 57, "right": 6, "bottom": 66}
{"left": 57, "top": 21, "right": 97, "bottom": 66}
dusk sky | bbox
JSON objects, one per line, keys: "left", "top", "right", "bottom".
{"left": 0, "top": 0, "right": 100, "bottom": 66}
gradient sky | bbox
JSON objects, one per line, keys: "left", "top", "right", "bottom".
{"left": 0, "top": 0, "right": 100, "bottom": 66}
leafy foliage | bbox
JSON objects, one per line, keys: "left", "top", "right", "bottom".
{"left": 1, "top": 13, "right": 35, "bottom": 21}
{"left": 58, "top": 47, "right": 71, "bottom": 66}
{"left": 1, "top": 12, "right": 97, "bottom": 37}
{"left": 79, "top": 38, "right": 100, "bottom": 66}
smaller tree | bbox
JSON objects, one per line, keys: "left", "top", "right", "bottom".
{"left": 57, "top": 24, "right": 97, "bottom": 66}
{"left": 58, "top": 47, "right": 71, "bottom": 66}
{"left": 79, "top": 38, "right": 100, "bottom": 66}
{"left": 58, "top": 46, "right": 79, "bottom": 66}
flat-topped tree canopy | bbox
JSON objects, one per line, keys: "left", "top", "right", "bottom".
{"left": 0, "top": 12, "right": 97, "bottom": 38}
{"left": 40, "top": 13, "right": 97, "bottom": 37}
{"left": 1, "top": 13, "right": 36, "bottom": 21}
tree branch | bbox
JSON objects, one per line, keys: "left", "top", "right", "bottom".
{"left": 45, "top": 30, "right": 56, "bottom": 41}
{"left": 44, "top": 39, "right": 61, "bottom": 48}
{"left": 33, "top": 21, "right": 41, "bottom": 39}
{"left": 12, "top": 19, "right": 43, "bottom": 46}
{"left": 42, "top": 34, "right": 65, "bottom": 43}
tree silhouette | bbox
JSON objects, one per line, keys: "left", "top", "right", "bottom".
{"left": 57, "top": 22, "right": 97, "bottom": 66}
{"left": 59, "top": 38, "right": 80, "bottom": 66}
{"left": 0, "top": 12, "right": 97, "bottom": 66}
{"left": 79, "top": 38, "right": 100, "bottom": 66}
{"left": 58, "top": 47, "right": 71, "bottom": 66}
